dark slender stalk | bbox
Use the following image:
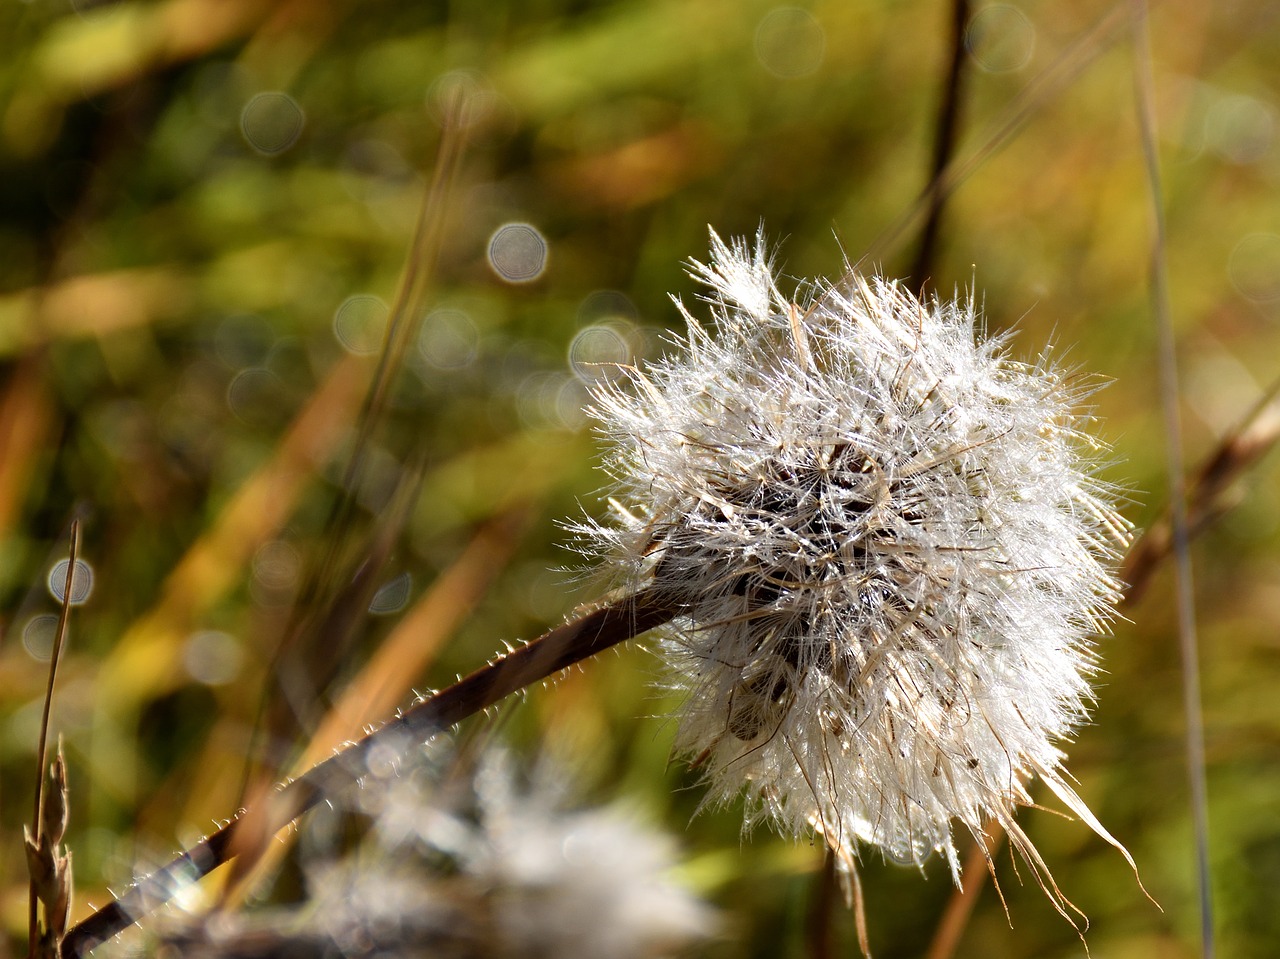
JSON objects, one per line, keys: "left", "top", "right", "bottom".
{"left": 29, "top": 520, "right": 79, "bottom": 957}
{"left": 850, "top": 2, "right": 1128, "bottom": 278}
{"left": 908, "top": 0, "right": 972, "bottom": 297}
{"left": 805, "top": 848, "right": 838, "bottom": 959}
{"left": 61, "top": 588, "right": 681, "bottom": 957}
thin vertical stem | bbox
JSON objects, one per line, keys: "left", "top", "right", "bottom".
{"left": 909, "top": 0, "right": 973, "bottom": 296}
{"left": 1131, "top": 3, "right": 1214, "bottom": 956}
{"left": 852, "top": 2, "right": 1128, "bottom": 277}
{"left": 247, "top": 95, "right": 472, "bottom": 784}
{"left": 28, "top": 520, "right": 79, "bottom": 957}
{"left": 805, "top": 849, "right": 838, "bottom": 959}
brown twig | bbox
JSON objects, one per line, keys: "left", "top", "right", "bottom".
{"left": 923, "top": 826, "right": 1005, "bottom": 959}
{"left": 1122, "top": 375, "right": 1280, "bottom": 606}
{"left": 60, "top": 588, "right": 682, "bottom": 957}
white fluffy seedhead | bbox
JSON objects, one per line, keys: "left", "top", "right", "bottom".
{"left": 162, "top": 744, "right": 716, "bottom": 959}
{"left": 586, "top": 229, "right": 1135, "bottom": 906}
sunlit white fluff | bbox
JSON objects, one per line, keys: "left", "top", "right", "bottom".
{"left": 585, "top": 229, "right": 1135, "bottom": 907}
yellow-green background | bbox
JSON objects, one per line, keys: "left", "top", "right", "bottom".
{"left": 2, "top": 1, "right": 1278, "bottom": 956}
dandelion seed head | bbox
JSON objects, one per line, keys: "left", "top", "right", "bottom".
{"left": 584, "top": 228, "right": 1133, "bottom": 888}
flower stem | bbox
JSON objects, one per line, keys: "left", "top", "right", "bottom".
{"left": 30, "top": 519, "right": 79, "bottom": 958}
{"left": 61, "top": 588, "right": 680, "bottom": 957}
{"left": 908, "top": 0, "right": 972, "bottom": 296}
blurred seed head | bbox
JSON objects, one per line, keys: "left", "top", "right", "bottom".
{"left": 160, "top": 745, "right": 715, "bottom": 959}
{"left": 414, "top": 750, "right": 719, "bottom": 959}
{"left": 584, "top": 229, "right": 1133, "bottom": 894}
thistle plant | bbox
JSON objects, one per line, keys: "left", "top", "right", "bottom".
{"left": 19, "top": 3, "right": 1280, "bottom": 955}
{"left": 62, "top": 230, "right": 1140, "bottom": 955}
{"left": 584, "top": 229, "right": 1137, "bottom": 910}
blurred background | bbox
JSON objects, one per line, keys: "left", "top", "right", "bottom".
{"left": 2, "top": 0, "right": 1279, "bottom": 956}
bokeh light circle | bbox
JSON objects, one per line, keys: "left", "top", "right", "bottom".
{"left": 419, "top": 309, "right": 479, "bottom": 369}
{"left": 1228, "top": 233, "right": 1280, "bottom": 303}
{"left": 253, "top": 540, "right": 301, "bottom": 592}
{"left": 334, "top": 295, "right": 390, "bottom": 355}
{"left": 965, "top": 5, "right": 1035, "bottom": 73}
{"left": 428, "top": 69, "right": 501, "bottom": 129}
{"left": 47, "top": 558, "right": 94, "bottom": 606}
{"left": 184, "top": 631, "right": 244, "bottom": 686}
{"left": 569, "top": 325, "right": 630, "bottom": 385}
{"left": 227, "top": 368, "right": 287, "bottom": 425}
{"left": 577, "top": 289, "right": 640, "bottom": 326}
{"left": 369, "top": 572, "right": 412, "bottom": 615}
{"left": 23, "top": 615, "right": 59, "bottom": 661}
{"left": 755, "top": 7, "right": 826, "bottom": 78}
{"left": 1205, "top": 94, "right": 1275, "bottom": 165}
{"left": 488, "top": 223, "right": 548, "bottom": 283}
{"left": 240, "top": 92, "right": 305, "bottom": 155}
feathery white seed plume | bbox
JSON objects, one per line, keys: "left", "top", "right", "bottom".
{"left": 584, "top": 228, "right": 1135, "bottom": 905}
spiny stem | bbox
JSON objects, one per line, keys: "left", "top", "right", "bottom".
{"left": 60, "top": 588, "right": 681, "bottom": 957}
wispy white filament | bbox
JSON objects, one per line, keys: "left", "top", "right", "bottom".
{"left": 585, "top": 229, "right": 1135, "bottom": 905}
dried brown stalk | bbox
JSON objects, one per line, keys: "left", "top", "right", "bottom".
{"left": 1123, "top": 376, "right": 1280, "bottom": 607}
{"left": 27, "top": 522, "right": 80, "bottom": 959}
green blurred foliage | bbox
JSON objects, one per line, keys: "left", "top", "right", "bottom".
{"left": 1, "top": 0, "right": 1279, "bottom": 956}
